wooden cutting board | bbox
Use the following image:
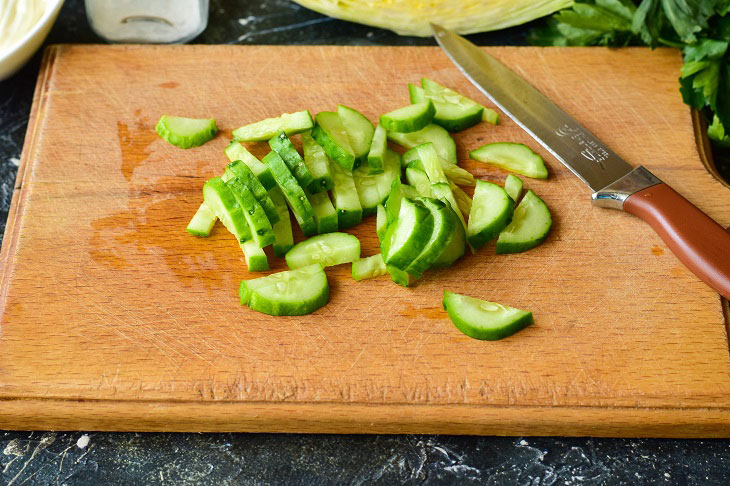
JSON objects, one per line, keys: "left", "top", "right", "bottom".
{"left": 1, "top": 45, "right": 729, "bottom": 437}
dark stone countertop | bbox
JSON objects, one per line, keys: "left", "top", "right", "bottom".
{"left": 2, "top": 1, "right": 730, "bottom": 484}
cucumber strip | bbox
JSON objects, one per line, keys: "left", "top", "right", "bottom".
{"left": 412, "top": 80, "right": 482, "bottom": 132}
{"left": 225, "top": 141, "right": 276, "bottom": 190}
{"left": 352, "top": 254, "right": 388, "bottom": 281}
{"left": 406, "top": 197, "right": 456, "bottom": 278}
{"left": 226, "top": 178, "right": 276, "bottom": 248}
{"left": 481, "top": 107, "right": 499, "bottom": 124}
{"left": 306, "top": 189, "right": 338, "bottom": 235}
{"left": 330, "top": 160, "right": 363, "bottom": 229}
{"left": 262, "top": 151, "right": 317, "bottom": 237}
{"left": 405, "top": 168, "right": 432, "bottom": 197}
{"left": 443, "top": 291, "right": 533, "bottom": 340}
{"left": 384, "top": 178, "right": 404, "bottom": 227}
{"left": 376, "top": 204, "right": 387, "bottom": 242}
{"left": 203, "top": 177, "right": 251, "bottom": 242}
{"left": 401, "top": 184, "right": 420, "bottom": 198}
{"left": 431, "top": 182, "right": 468, "bottom": 242}
{"left": 155, "top": 115, "right": 217, "bottom": 149}
{"left": 239, "top": 263, "right": 329, "bottom": 316}
{"left": 312, "top": 111, "right": 357, "bottom": 171}
{"left": 504, "top": 174, "right": 523, "bottom": 202}
{"left": 233, "top": 110, "right": 314, "bottom": 142}
{"left": 301, "top": 131, "right": 335, "bottom": 192}
{"left": 226, "top": 161, "right": 280, "bottom": 225}
{"left": 338, "top": 105, "right": 375, "bottom": 166}
{"left": 382, "top": 197, "right": 434, "bottom": 270}
{"left": 366, "top": 124, "right": 387, "bottom": 174}
{"left": 241, "top": 241, "right": 270, "bottom": 272}
{"left": 387, "top": 124, "right": 457, "bottom": 164}
{"left": 285, "top": 232, "right": 361, "bottom": 269}
{"left": 496, "top": 190, "right": 552, "bottom": 254}
{"left": 422, "top": 77, "right": 498, "bottom": 125}
{"left": 413, "top": 143, "right": 447, "bottom": 185}
{"left": 269, "top": 132, "right": 316, "bottom": 193}
{"left": 352, "top": 147, "right": 401, "bottom": 216}
{"left": 380, "top": 100, "right": 435, "bottom": 133}
{"left": 469, "top": 143, "right": 548, "bottom": 179}
{"left": 467, "top": 180, "right": 514, "bottom": 250}
{"left": 387, "top": 265, "right": 411, "bottom": 287}
{"left": 187, "top": 202, "right": 217, "bottom": 237}
{"left": 269, "top": 187, "right": 295, "bottom": 257}
{"left": 409, "top": 83, "right": 427, "bottom": 103}
{"left": 402, "top": 149, "right": 475, "bottom": 186}
{"left": 450, "top": 182, "right": 473, "bottom": 217}
{"left": 432, "top": 204, "right": 466, "bottom": 268}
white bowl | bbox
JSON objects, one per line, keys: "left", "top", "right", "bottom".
{"left": 0, "top": 0, "right": 65, "bottom": 81}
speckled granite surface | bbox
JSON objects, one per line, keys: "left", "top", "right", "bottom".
{"left": 2, "top": 1, "right": 730, "bottom": 484}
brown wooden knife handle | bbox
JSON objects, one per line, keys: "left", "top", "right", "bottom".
{"left": 623, "top": 182, "right": 730, "bottom": 299}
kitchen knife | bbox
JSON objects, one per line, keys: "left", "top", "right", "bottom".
{"left": 432, "top": 23, "right": 730, "bottom": 300}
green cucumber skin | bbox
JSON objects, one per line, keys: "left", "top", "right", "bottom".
{"left": 306, "top": 189, "right": 339, "bottom": 235}
{"left": 431, "top": 205, "right": 466, "bottom": 268}
{"left": 387, "top": 265, "right": 411, "bottom": 287}
{"left": 226, "top": 178, "right": 276, "bottom": 248}
{"left": 268, "top": 187, "right": 295, "bottom": 257}
{"left": 241, "top": 241, "right": 270, "bottom": 272}
{"left": 186, "top": 203, "right": 217, "bottom": 237}
{"left": 504, "top": 174, "right": 523, "bottom": 202}
{"left": 443, "top": 291, "right": 533, "bottom": 341}
{"left": 432, "top": 105, "right": 483, "bottom": 132}
{"left": 352, "top": 148, "right": 401, "bottom": 216}
{"left": 155, "top": 115, "right": 217, "bottom": 149}
{"left": 239, "top": 265, "right": 329, "bottom": 316}
{"left": 496, "top": 190, "right": 552, "bottom": 254}
{"left": 203, "top": 177, "right": 252, "bottom": 243}
{"left": 312, "top": 112, "right": 357, "bottom": 171}
{"left": 405, "top": 197, "right": 455, "bottom": 278}
{"left": 225, "top": 141, "right": 276, "bottom": 190}
{"left": 376, "top": 204, "right": 387, "bottom": 242}
{"left": 227, "top": 161, "right": 280, "bottom": 225}
{"left": 285, "top": 232, "right": 361, "bottom": 269}
{"left": 232, "top": 110, "right": 314, "bottom": 142}
{"left": 262, "top": 151, "right": 317, "bottom": 237}
{"left": 366, "top": 124, "right": 387, "bottom": 174}
{"left": 269, "top": 132, "right": 316, "bottom": 193}
{"left": 467, "top": 180, "right": 515, "bottom": 250}
{"left": 330, "top": 161, "right": 363, "bottom": 230}
{"left": 382, "top": 198, "right": 434, "bottom": 270}
{"left": 301, "top": 131, "right": 335, "bottom": 192}
{"left": 379, "top": 100, "right": 435, "bottom": 133}
{"left": 387, "top": 124, "right": 457, "bottom": 165}
{"left": 338, "top": 105, "right": 375, "bottom": 166}
{"left": 420, "top": 78, "right": 485, "bottom": 132}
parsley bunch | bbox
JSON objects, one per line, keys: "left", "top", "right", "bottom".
{"left": 530, "top": 0, "right": 730, "bottom": 175}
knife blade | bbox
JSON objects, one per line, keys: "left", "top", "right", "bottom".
{"left": 432, "top": 23, "right": 730, "bottom": 299}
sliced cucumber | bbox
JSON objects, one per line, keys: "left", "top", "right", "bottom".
{"left": 387, "top": 124, "right": 457, "bottom": 164}
{"left": 226, "top": 178, "right": 276, "bottom": 248}
{"left": 382, "top": 197, "right": 434, "bottom": 270}
{"left": 338, "top": 105, "right": 375, "bottom": 166}
{"left": 406, "top": 197, "right": 456, "bottom": 278}
{"left": 402, "top": 149, "right": 475, "bottom": 186}
{"left": 187, "top": 202, "right": 217, "bottom": 237}
{"left": 312, "top": 111, "right": 357, "bottom": 171}
{"left": 504, "top": 174, "right": 523, "bottom": 202}
{"left": 496, "top": 190, "right": 552, "bottom": 254}
{"left": 443, "top": 291, "right": 533, "bottom": 340}
{"left": 408, "top": 83, "right": 427, "bottom": 103}
{"left": 352, "top": 148, "right": 401, "bottom": 216}
{"left": 233, "top": 110, "right": 314, "bottom": 142}
{"left": 301, "top": 131, "right": 334, "bottom": 192}
{"left": 330, "top": 160, "right": 363, "bottom": 229}
{"left": 470, "top": 143, "right": 548, "bottom": 179}
{"left": 420, "top": 78, "right": 485, "bottom": 132}
{"left": 352, "top": 254, "right": 388, "bottom": 281}
{"left": 405, "top": 168, "right": 432, "bottom": 197}
{"left": 380, "top": 100, "right": 435, "bottom": 133}
{"left": 450, "top": 182, "right": 473, "bottom": 218}
{"left": 401, "top": 184, "right": 420, "bottom": 198}
{"left": 413, "top": 143, "right": 447, "bottom": 185}
{"left": 385, "top": 178, "right": 404, "bottom": 227}
{"left": 422, "top": 78, "right": 499, "bottom": 126}
{"left": 241, "top": 241, "right": 270, "bottom": 272}
{"left": 306, "top": 189, "right": 338, "bottom": 235}
{"left": 203, "top": 177, "right": 251, "bottom": 242}
{"left": 269, "top": 132, "right": 316, "bottom": 193}
{"left": 482, "top": 107, "right": 499, "bottom": 125}
{"left": 376, "top": 204, "right": 387, "bottom": 242}
{"left": 225, "top": 141, "right": 276, "bottom": 190}
{"left": 432, "top": 204, "right": 466, "bottom": 268}
{"left": 269, "top": 187, "right": 295, "bottom": 257}
{"left": 226, "top": 160, "right": 279, "bottom": 225}
{"left": 286, "top": 232, "right": 360, "bottom": 269}
{"left": 261, "top": 151, "right": 317, "bottom": 237}
{"left": 239, "top": 263, "right": 329, "bottom": 316}
{"left": 155, "top": 115, "right": 217, "bottom": 149}
{"left": 431, "top": 182, "right": 467, "bottom": 236}
{"left": 467, "top": 180, "right": 514, "bottom": 250}
{"left": 387, "top": 265, "right": 411, "bottom": 287}
{"left": 366, "top": 124, "right": 387, "bottom": 174}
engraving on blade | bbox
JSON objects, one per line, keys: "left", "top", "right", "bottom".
{"left": 432, "top": 24, "right": 633, "bottom": 192}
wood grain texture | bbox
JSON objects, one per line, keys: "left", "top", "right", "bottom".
{"left": 1, "top": 45, "right": 729, "bottom": 436}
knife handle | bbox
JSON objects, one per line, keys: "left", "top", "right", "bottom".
{"left": 623, "top": 182, "right": 730, "bottom": 300}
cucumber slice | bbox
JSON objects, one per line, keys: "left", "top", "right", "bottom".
{"left": 330, "top": 160, "right": 363, "bottom": 229}
{"left": 496, "top": 190, "right": 552, "bottom": 254}
{"left": 382, "top": 197, "right": 434, "bottom": 270}
{"left": 187, "top": 202, "right": 217, "bottom": 237}
{"left": 269, "top": 132, "right": 316, "bottom": 193}
{"left": 338, "top": 105, "right": 375, "bottom": 166}
{"left": 352, "top": 148, "right": 401, "bottom": 216}
{"left": 467, "top": 180, "right": 514, "bottom": 250}
{"left": 203, "top": 177, "right": 251, "bottom": 242}
{"left": 312, "top": 112, "right": 357, "bottom": 171}
{"left": 241, "top": 241, "right": 270, "bottom": 272}
{"left": 402, "top": 148, "right": 475, "bottom": 186}
{"left": 387, "top": 265, "right": 411, "bottom": 287}
{"left": 504, "top": 174, "right": 523, "bottom": 202}
{"left": 226, "top": 178, "right": 275, "bottom": 248}
{"left": 233, "top": 110, "right": 314, "bottom": 142}
{"left": 405, "top": 168, "right": 432, "bottom": 197}
{"left": 469, "top": 143, "right": 548, "bottom": 179}
{"left": 376, "top": 204, "right": 387, "bottom": 242}
{"left": 450, "top": 182, "right": 473, "bottom": 217}
{"left": 306, "top": 189, "right": 338, "bottom": 235}
{"left": 269, "top": 187, "right": 295, "bottom": 257}
{"left": 384, "top": 178, "right": 403, "bottom": 227}
{"left": 285, "top": 232, "right": 360, "bottom": 269}
{"left": 262, "top": 151, "right": 317, "bottom": 237}
{"left": 482, "top": 107, "right": 499, "bottom": 125}
{"left": 412, "top": 143, "right": 447, "bottom": 185}
{"left": 239, "top": 264, "right": 329, "bottom": 316}
{"left": 420, "top": 78, "right": 485, "bottom": 132}
{"left": 406, "top": 198, "right": 456, "bottom": 278}
{"left": 301, "top": 131, "right": 335, "bottom": 192}
{"left": 352, "top": 254, "right": 388, "bottom": 281}
{"left": 155, "top": 115, "right": 217, "bottom": 149}
{"left": 380, "top": 100, "right": 435, "bottom": 133}
{"left": 366, "top": 124, "right": 387, "bottom": 174}
{"left": 431, "top": 182, "right": 467, "bottom": 236}
{"left": 226, "top": 160, "right": 280, "bottom": 225}
{"left": 443, "top": 291, "right": 533, "bottom": 340}
{"left": 387, "top": 124, "right": 457, "bottom": 164}
{"left": 401, "top": 184, "right": 420, "bottom": 198}
{"left": 432, "top": 204, "right": 466, "bottom": 268}
{"left": 408, "top": 83, "right": 427, "bottom": 103}
{"left": 225, "top": 141, "right": 276, "bottom": 190}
